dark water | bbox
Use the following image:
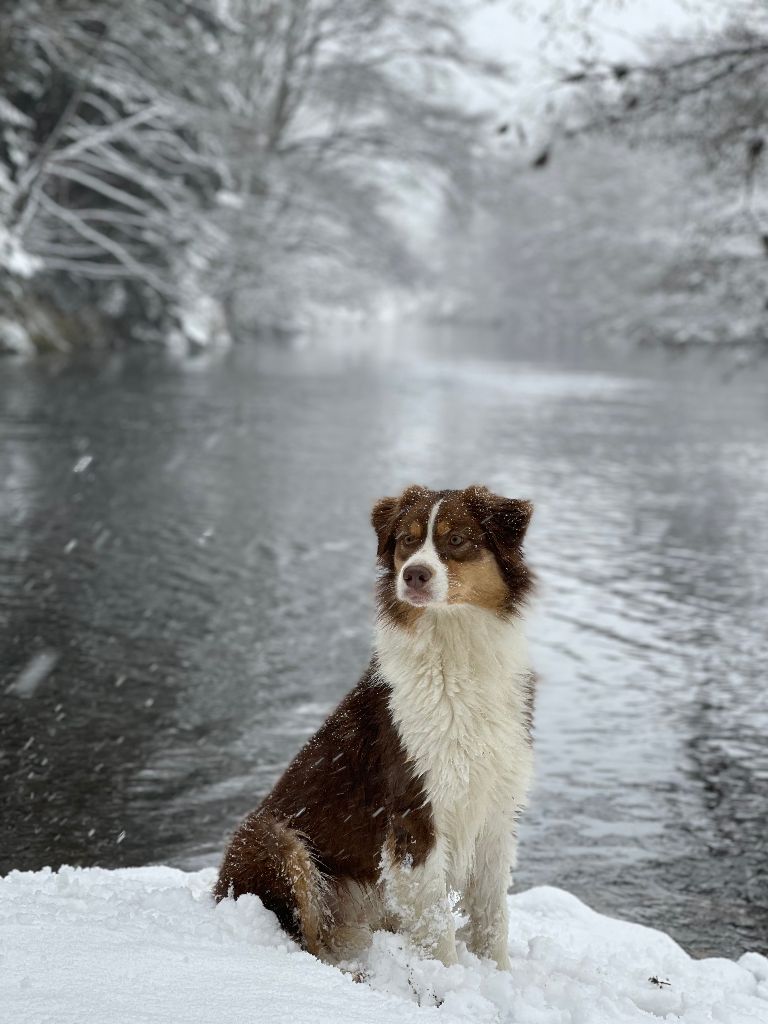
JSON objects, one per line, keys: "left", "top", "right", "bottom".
{"left": 1, "top": 336, "right": 767, "bottom": 959}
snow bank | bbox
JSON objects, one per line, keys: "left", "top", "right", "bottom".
{"left": 1, "top": 866, "right": 766, "bottom": 1024}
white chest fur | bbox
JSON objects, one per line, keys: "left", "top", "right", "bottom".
{"left": 375, "top": 605, "right": 534, "bottom": 887}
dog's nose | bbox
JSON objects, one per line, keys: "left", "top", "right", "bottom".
{"left": 403, "top": 564, "right": 433, "bottom": 590}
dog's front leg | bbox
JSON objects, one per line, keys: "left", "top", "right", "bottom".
{"left": 461, "top": 829, "right": 514, "bottom": 970}
{"left": 383, "top": 840, "right": 457, "bottom": 966}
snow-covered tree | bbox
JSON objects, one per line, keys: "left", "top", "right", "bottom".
{"left": 557, "top": 2, "right": 768, "bottom": 352}
{"left": 0, "top": 0, "right": 232, "bottom": 350}
{"left": 207, "top": 0, "right": 500, "bottom": 330}
{"left": 0, "top": 0, "right": 502, "bottom": 351}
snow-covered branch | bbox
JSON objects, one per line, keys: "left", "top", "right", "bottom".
{"left": 1, "top": 0, "right": 500, "bottom": 351}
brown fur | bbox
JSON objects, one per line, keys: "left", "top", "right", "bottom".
{"left": 447, "top": 549, "right": 509, "bottom": 610}
{"left": 213, "top": 812, "right": 328, "bottom": 954}
{"left": 213, "top": 669, "right": 435, "bottom": 952}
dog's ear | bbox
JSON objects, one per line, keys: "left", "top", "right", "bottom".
{"left": 371, "top": 485, "right": 429, "bottom": 561}
{"left": 371, "top": 494, "right": 400, "bottom": 560}
{"left": 465, "top": 485, "right": 533, "bottom": 555}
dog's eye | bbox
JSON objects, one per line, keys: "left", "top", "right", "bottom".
{"left": 402, "top": 534, "right": 417, "bottom": 546}
{"left": 449, "top": 534, "right": 465, "bottom": 547}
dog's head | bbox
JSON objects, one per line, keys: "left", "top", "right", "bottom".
{"left": 372, "top": 485, "right": 534, "bottom": 623}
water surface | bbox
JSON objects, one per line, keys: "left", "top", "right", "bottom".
{"left": 1, "top": 337, "right": 766, "bottom": 958}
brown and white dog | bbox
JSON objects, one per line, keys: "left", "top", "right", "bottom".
{"left": 214, "top": 485, "right": 536, "bottom": 970}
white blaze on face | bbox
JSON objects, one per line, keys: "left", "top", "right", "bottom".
{"left": 397, "top": 499, "right": 449, "bottom": 605}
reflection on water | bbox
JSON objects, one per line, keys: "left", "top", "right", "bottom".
{"left": 1, "top": 337, "right": 766, "bottom": 958}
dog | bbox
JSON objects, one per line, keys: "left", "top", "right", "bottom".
{"left": 213, "top": 484, "right": 536, "bottom": 970}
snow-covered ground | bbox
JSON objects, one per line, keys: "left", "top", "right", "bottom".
{"left": 2, "top": 866, "right": 766, "bottom": 1024}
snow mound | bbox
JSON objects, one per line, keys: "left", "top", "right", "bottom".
{"left": 1, "top": 865, "right": 766, "bottom": 1024}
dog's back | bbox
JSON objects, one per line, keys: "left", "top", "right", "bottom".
{"left": 214, "top": 671, "right": 431, "bottom": 953}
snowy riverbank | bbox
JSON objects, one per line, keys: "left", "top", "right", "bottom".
{"left": 2, "top": 866, "right": 767, "bottom": 1024}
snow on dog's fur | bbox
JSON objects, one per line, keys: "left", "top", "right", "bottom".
{"left": 214, "top": 485, "right": 536, "bottom": 969}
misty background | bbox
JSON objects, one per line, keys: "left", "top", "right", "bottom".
{"left": 1, "top": 0, "right": 767, "bottom": 962}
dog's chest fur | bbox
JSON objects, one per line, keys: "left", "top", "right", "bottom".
{"left": 375, "top": 605, "right": 534, "bottom": 886}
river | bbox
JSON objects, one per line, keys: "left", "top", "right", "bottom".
{"left": 1, "top": 331, "right": 766, "bottom": 958}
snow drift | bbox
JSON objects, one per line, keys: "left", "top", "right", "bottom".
{"left": 1, "top": 865, "right": 766, "bottom": 1024}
